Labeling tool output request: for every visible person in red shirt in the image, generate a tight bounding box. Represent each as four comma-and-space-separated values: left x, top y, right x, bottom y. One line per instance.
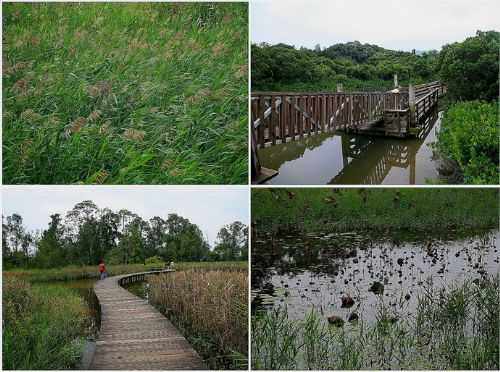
98, 259, 108, 280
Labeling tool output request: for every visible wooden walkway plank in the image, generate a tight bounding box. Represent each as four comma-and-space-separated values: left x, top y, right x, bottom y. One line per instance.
90, 272, 206, 370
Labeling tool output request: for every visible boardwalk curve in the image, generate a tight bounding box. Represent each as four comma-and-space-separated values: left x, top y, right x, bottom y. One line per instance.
90, 270, 205, 370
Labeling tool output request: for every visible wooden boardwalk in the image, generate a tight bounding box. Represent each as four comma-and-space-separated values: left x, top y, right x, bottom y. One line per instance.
90, 271, 205, 370
251, 81, 446, 183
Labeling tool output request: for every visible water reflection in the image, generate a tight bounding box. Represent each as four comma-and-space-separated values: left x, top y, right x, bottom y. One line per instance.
259, 109, 450, 184
252, 229, 499, 325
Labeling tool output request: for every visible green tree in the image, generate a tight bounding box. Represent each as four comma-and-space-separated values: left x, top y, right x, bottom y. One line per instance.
437, 30, 499, 101
213, 221, 248, 260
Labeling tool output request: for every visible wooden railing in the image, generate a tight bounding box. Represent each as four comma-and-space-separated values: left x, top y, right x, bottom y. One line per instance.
251, 81, 445, 181
250, 91, 408, 147
118, 268, 173, 286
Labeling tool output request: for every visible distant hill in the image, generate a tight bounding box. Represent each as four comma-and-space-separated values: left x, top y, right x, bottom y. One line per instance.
252, 40, 438, 92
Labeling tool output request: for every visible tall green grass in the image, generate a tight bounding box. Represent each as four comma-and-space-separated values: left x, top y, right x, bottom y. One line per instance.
3, 277, 90, 369
3, 3, 248, 184
252, 188, 498, 234
252, 275, 499, 370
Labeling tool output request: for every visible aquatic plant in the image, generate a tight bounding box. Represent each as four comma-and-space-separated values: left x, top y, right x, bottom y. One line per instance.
147, 269, 248, 369
252, 188, 498, 235
251, 275, 499, 370
2, 277, 90, 369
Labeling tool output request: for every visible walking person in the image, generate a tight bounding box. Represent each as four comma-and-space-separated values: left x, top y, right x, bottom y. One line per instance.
98, 259, 108, 280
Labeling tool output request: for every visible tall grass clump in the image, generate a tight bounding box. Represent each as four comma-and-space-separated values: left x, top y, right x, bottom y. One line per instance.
437, 101, 499, 184
3, 277, 90, 369
148, 269, 248, 369
252, 275, 499, 370
3, 3, 248, 184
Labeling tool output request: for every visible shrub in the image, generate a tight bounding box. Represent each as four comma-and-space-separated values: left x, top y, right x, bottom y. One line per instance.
437, 101, 498, 184
145, 256, 165, 266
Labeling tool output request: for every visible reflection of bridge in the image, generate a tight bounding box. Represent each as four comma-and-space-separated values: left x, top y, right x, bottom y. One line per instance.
333, 108, 438, 184
251, 81, 445, 183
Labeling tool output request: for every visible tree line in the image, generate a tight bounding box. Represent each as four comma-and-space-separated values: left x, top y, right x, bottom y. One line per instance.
252, 40, 438, 92
2, 200, 248, 269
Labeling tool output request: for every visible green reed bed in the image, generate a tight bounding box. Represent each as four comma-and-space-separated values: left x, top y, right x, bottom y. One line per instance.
252, 188, 498, 234
3, 277, 91, 370
252, 275, 499, 370
147, 268, 248, 370
3, 3, 248, 184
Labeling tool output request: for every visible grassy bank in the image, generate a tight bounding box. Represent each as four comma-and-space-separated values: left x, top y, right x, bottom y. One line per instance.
3, 277, 91, 369
3, 261, 247, 283
3, 2, 248, 184
436, 101, 499, 184
148, 268, 248, 369
252, 188, 498, 234
252, 275, 499, 370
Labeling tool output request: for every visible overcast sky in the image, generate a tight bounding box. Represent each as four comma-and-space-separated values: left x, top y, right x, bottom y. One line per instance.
2, 186, 248, 246
251, 0, 500, 51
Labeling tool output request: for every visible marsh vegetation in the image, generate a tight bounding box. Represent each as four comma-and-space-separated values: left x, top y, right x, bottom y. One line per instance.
3, 3, 248, 184
128, 263, 248, 370
251, 188, 499, 369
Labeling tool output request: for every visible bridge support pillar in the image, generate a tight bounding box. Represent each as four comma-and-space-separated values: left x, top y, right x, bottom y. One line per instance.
408, 84, 416, 128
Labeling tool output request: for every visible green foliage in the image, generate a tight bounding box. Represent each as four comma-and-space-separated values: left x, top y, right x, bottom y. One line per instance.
252, 188, 498, 233
437, 101, 499, 184
252, 276, 499, 369
3, 2, 248, 184
145, 255, 165, 266
252, 41, 438, 92
437, 31, 499, 102
3, 277, 89, 369
213, 221, 248, 261
3, 200, 247, 270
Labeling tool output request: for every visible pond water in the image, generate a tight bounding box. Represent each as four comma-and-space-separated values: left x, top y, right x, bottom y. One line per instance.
259, 110, 457, 185
252, 229, 499, 325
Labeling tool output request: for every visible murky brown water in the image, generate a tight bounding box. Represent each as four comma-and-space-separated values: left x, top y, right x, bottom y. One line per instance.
259, 110, 455, 185
252, 229, 499, 325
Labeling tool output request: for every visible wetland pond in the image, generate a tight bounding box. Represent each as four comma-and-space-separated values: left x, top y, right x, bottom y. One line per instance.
252, 229, 499, 325
259, 111, 458, 185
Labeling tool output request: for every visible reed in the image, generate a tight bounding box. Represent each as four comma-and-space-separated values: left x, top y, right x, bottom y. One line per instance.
148, 269, 248, 369
252, 275, 499, 370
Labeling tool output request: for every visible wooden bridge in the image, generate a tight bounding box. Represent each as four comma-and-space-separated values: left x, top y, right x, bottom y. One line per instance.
89, 270, 205, 370
251, 81, 446, 183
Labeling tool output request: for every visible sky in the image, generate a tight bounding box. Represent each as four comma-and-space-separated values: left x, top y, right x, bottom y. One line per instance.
251, 0, 500, 51
2, 186, 249, 246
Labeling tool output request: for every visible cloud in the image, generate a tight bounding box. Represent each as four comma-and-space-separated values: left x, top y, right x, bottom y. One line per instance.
2, 186, 249, 246
251, 0, 500, 50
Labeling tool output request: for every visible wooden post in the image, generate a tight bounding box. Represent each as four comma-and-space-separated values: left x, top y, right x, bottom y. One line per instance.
394, 73, 398, 88
408, 84, 416, 128
336, 83, 343, 93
